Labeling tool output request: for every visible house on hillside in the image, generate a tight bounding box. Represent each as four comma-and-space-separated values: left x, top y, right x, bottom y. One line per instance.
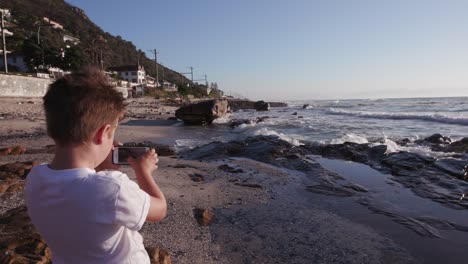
43, 17, 64, 30
63, 34, 80, 45
108, 65, 146, 85
162, 81, 177, 92
145, 75, 160, 88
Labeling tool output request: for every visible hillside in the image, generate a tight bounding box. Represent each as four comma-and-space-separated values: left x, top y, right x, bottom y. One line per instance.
1, 0, 190, 86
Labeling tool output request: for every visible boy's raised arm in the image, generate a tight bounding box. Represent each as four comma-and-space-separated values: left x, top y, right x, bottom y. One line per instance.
128, 149, 167, 222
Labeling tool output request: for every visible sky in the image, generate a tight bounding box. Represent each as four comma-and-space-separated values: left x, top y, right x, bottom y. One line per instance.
65, 0, 468, 101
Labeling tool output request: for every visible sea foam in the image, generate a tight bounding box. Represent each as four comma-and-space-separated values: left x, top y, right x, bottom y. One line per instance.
326, 108, 468, 126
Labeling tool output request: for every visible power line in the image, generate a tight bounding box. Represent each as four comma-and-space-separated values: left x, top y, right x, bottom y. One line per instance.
181, 66, 194, 83
148, 49, 159, 86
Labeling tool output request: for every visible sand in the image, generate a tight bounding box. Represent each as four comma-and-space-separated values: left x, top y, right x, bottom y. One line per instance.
0, 97, 418, 264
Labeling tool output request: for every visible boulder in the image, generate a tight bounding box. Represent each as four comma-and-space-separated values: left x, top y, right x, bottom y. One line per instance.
254, 100, 270, 111
218, 164, 244, 173
418, 133, 451, 145
175, 99, 229, 125
444, 137, 468, 153
302, 104, 310, 109
194, 208, 215, 226
190, 173, 205, 182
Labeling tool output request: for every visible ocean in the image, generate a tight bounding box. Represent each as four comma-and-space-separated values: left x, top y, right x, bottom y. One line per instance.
175, 96, 468, 159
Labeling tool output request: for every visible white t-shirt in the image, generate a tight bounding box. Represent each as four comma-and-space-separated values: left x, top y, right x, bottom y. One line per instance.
25, 164, 151, 264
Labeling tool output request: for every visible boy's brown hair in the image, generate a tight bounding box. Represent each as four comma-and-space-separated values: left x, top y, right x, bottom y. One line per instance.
43, 67, 125, 146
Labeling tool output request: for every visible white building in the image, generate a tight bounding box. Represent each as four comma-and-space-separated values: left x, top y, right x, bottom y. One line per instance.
63, 34, 80, 45
43, 17, 64, 30
161, 80, 177, 92
108, 65, 146, 85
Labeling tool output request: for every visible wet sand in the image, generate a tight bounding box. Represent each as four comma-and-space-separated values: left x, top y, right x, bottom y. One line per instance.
2, 96, 466, 263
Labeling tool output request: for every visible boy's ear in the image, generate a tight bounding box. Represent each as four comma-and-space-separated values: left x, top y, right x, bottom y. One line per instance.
94, 124, 112, 145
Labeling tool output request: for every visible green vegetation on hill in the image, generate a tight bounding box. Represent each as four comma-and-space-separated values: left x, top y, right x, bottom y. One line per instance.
1, 0, 190, 88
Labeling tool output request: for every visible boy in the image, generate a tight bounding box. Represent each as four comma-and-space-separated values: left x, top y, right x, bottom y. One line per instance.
25, 68, 167, 263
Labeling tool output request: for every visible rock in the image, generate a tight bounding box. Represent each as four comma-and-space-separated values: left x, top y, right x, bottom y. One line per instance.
382, 152, 435, 172
146, 247, 172, 264
234, 183, 263, 189
218, 164, 244, 173
305, 184, 355, 197
302, 104, 310, 109
434, 158, 467, 178
0, 206, 52, 264
292, 112, 298, 115
254, 100, 270, 111
444, 137, 468, 153
190, 173, 204, 182
0, 161, 37, 180
0, 147, 12, 156
298, 116, 303, 118
344, 183, 368, 192
420, 133, 452, 144
228, 100, 287, 111
10, 145, 27, 155
0, 161, 37, 194
175, 99, 229, 125
230, 116, 269, 128
0, 145, 26, 156
194, 208, 215, 226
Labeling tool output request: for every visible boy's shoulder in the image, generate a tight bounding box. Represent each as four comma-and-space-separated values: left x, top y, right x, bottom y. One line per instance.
28, 164, 131, 192
93, 169, 130, 184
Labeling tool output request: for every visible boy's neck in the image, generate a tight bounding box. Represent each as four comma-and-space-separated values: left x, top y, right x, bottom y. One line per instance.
50, 144, 97, 170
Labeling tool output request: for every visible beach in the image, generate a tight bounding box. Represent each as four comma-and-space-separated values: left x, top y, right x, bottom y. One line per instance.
1, 97, 468, 264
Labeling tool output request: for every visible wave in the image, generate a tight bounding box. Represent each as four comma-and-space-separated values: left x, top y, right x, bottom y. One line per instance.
244, 127, 303, 146
326, 108, 468, 126
329, 133, 369, 144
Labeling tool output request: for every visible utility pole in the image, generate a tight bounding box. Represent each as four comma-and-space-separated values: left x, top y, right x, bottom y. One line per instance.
189, 66, 193, 83
149, 49, 159, 87
1, 11, 8, 73
181, 66, 194, 83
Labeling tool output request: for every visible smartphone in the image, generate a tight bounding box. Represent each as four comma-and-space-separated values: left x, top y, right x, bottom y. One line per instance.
112, 147, 150, 165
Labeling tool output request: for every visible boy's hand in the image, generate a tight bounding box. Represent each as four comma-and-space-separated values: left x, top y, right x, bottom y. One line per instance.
128, 149, 159, 176
95, 141, 122, 171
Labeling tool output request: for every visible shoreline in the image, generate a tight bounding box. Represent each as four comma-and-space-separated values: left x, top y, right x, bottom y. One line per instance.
1, 97, 467, 263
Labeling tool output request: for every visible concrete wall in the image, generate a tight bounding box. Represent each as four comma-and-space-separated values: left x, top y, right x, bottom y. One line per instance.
0, 74, 51, 97
0, 74, 129, 98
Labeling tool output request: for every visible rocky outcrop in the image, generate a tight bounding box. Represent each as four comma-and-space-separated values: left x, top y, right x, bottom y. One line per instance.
229, 116, 269, 128
0, 161, 37, 195
254, 101, 270, 111
0, 146, 27, 156
228, 100, 287, 111
182, 135, 468, 209
444, 137, 468, 153
175, 99, 229, 125
0, 206, 52, 264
